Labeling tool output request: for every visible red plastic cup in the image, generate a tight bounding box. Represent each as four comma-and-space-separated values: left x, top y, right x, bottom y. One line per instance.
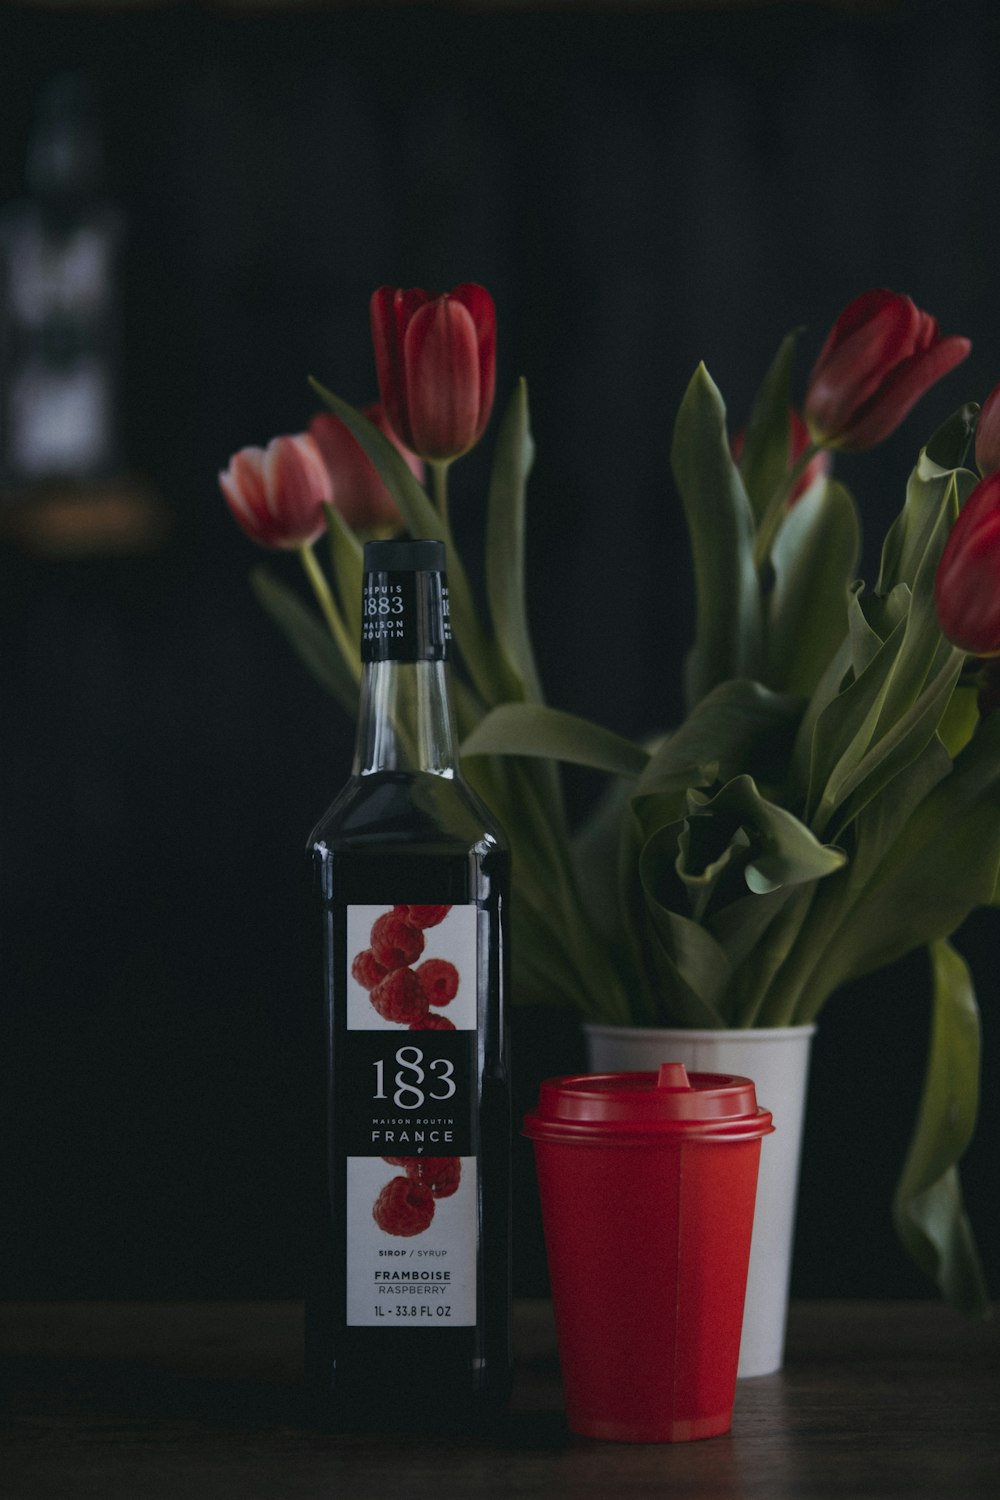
523, 1062, 773, 1442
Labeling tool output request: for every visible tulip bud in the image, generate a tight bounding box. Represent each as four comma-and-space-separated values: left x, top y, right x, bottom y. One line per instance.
935, 471, 1000, 656
309, 403, 423, 536
732, 407, 831, 505
370, 283, 496, 462
975, 382, 1000, 476
219, 433, 331, 549
804, 289, 970, 452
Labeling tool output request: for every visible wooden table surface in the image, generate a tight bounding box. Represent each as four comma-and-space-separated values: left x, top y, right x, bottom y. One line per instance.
1, 1300, 996, 1498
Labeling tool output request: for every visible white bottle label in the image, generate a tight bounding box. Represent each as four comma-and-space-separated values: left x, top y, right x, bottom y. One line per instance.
342, 903, 478, 1328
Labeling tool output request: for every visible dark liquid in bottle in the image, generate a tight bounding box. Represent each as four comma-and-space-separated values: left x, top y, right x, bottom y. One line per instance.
304, 770, 511, 1431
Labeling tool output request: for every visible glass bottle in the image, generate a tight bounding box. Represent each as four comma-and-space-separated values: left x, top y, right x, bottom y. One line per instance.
305, 538, 511, 1430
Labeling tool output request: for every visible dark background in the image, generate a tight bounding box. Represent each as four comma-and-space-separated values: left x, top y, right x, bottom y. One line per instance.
1, 0, 997, 1307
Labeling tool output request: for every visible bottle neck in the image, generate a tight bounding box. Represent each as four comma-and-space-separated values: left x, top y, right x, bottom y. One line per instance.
352, 658, 460, 777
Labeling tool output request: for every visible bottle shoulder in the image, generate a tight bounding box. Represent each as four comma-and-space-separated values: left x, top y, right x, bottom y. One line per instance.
308, 770, 507, 858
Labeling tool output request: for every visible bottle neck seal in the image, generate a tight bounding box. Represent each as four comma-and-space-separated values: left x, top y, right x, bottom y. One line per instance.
361, 560, 450, 664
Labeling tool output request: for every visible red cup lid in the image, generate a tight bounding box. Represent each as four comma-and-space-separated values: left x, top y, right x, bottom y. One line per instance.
523, 1063, 774, 1144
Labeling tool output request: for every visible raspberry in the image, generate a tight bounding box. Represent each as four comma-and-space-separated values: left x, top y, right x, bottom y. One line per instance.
411, 1012, 456, 1031
409, 1156, 462, 1199
372, 1176, 435, 1236
404, 905, 451, 929
369, 967, 429, 1025
382, 1156, 462, 1199
416, 958, 459, 1006
351, 949, 387, 991
370, 911, 424, 970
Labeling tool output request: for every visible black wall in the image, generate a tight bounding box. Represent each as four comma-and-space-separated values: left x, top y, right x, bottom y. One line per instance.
2, 0, 997, 1304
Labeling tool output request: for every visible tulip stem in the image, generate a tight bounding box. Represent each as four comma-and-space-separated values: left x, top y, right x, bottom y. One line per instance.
298, 542, 360, 680
752, 441, 822, 571
431, 461, 451, 528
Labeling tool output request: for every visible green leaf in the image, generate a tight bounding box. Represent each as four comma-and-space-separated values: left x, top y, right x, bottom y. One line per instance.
636, 679, 801, 801
853, 581, 910, 659
826, 649, 963, 841
767, 479, 860, 697
807, 466, 965, 837
682, 775, 846, 897
671, 363, 764, 709
787, 580, 903, 809
802, 615, 905, 830
877, 444, 976, 597
846, 734, 952, 895
871, 472, 959, 740
632, 775, 843, 1024
322, 501, 364, 645
509, 889, 593, 1012
310, 380, 441, 538
250, 566, 358, 716
892, 940, 990, 1315
736, 329, 799, 526
461, 702, 649, 777
924, 402, 978, 472
710, 882, 802, 977
816, 450, 973, 839
308, 381, 500, 704
731, 883, 816, 1026
675, 806, 752, 921
572, 764, 640, 941
820, 713, 1000, 989
636, 836, 731, 1027
937, 684, 979, 761
485, 379, 542, 701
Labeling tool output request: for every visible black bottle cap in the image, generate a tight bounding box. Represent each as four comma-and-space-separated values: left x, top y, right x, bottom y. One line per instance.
363, 538, 445, 574
361, 539, 450, 661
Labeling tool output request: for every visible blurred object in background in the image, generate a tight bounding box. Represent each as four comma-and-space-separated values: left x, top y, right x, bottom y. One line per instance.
0, 71, 167, 557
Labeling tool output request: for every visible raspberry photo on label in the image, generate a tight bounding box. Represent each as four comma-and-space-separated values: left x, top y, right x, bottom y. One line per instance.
346, 903, 476, 1031
351, 949, 387, 991
369, 911, 424, 969
369, 968, 430, 1025
409, 1156, 462, 1199
404, 905, 452, 929
372, 1175, 436, 1237
381, 1155, 462, 1200
416, 957, 459, 1006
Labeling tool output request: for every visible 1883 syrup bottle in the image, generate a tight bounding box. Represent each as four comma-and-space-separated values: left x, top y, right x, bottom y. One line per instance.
305, 538, 511, 1429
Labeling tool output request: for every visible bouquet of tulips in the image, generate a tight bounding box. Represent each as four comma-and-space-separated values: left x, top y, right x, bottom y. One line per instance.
221, 284, 999, 1314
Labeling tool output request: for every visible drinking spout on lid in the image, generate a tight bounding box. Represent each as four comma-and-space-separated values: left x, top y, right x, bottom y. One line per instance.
657, 1062, 691, 1090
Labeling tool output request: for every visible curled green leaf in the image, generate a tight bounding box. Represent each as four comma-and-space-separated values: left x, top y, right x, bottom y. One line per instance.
892, 940, 990, 1315
681, 775, 846, 899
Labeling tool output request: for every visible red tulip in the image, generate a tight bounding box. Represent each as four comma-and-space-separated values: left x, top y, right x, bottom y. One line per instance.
370, 283, 496, 462
935, 472, 1000, 656
219, 433, 331, 549
732, 407, 831, 505
975, 382, 1000, 476
309, 403, 423, 535
804, 289, 970, 451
